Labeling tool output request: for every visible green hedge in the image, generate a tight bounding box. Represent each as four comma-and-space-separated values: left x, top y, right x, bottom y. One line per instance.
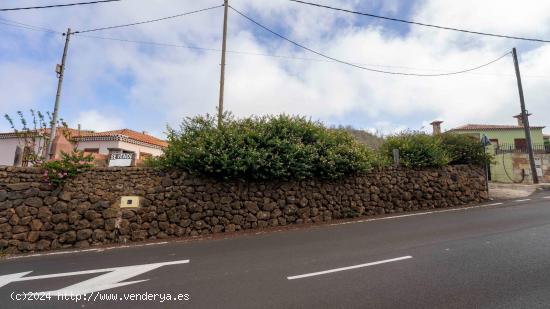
379, 132, 450, 168
156, 114, 383, 180
440, 133, 491, 166
379, 131, 489, 168
151, 114, 489, 177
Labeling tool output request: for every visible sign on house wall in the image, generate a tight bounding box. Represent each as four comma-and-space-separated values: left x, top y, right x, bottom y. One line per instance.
108, 153, 135, 167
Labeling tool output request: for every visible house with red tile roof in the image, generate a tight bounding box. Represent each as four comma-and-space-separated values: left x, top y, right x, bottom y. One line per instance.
0, 128, 167, 166
437, 115, 549, 184
445, 114, 546, 150
73, 129, 167, 165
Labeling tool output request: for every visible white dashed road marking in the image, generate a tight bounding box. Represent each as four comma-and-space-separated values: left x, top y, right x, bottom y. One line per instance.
287, 256, 412, 280
515, 199, 531, 202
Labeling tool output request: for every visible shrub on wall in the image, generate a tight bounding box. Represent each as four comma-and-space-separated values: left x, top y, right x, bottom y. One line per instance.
380, 131, 491, 168
380, 131, 450, 168
439, 133, 491, 166
42, 149, 94, 187
156, 114, 383, 180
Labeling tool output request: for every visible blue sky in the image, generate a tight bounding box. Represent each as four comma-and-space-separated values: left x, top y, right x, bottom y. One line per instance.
1, 0, 550, 138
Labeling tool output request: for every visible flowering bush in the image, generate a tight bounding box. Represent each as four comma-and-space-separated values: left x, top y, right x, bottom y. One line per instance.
41, 149, 94, 187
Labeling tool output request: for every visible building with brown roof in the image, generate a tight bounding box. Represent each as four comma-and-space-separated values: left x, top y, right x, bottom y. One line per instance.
0, 128, 167, 167
441, 115, 549, 184
446, 114, 546, 150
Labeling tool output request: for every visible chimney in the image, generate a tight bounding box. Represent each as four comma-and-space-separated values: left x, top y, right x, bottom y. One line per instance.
513, 113, 531, 126
142, 131, 149, 135
430, 120, 443, 135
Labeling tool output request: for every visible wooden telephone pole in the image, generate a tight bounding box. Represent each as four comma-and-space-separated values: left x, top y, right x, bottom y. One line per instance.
512, 47, 539, 184
217, 0, 229, 128
47, 28, 72, 159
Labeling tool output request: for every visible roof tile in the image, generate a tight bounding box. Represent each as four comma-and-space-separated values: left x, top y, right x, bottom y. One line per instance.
449, 124, 545, 131
76, 129, 168, 148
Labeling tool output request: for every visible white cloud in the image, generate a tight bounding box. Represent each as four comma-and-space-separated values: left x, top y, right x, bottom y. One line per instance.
1, 0, 550, 135
75, 110, 123, 132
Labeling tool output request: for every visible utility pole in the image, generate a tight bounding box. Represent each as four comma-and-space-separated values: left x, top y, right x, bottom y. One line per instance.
217, 0, 229, 128
512, 47, 539, 184
47, 28, 72, 159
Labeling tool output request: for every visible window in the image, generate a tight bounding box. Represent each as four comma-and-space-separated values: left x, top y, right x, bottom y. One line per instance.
140, 152, 152, 159
83, 148, 99, 153
514, 138, 527, 150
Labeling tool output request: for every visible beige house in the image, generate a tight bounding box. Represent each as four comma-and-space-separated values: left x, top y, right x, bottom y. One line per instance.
0, 128, 167, 166
74, 129, 167, 161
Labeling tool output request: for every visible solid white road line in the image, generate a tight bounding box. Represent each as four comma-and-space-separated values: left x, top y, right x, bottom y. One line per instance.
329, 202, 504, 227
515, 199, 531, 202
5, 249, 100, 260
287, 256, 412, 280
543, 196, 550, 199
6, 241, 172, 260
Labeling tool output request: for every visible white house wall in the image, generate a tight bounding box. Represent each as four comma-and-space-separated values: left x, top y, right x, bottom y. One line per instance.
0, 137, 46, 166
76, 140, 121, 156
0, 139, 21, 165
76, 140, 163, 159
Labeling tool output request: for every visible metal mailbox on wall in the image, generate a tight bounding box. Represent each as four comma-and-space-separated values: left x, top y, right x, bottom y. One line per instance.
120, 196, 140, 208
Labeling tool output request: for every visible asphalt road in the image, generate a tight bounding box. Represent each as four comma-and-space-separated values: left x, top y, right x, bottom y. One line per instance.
1, 193, 550, 309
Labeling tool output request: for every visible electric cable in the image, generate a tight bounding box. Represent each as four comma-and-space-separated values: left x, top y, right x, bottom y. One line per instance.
1, 0, 121, 12
0, 17, 62, 34
3, 10, 546, 78
75, 4, 223, 34
289, 0, 550, 44
230, 6, 512, 77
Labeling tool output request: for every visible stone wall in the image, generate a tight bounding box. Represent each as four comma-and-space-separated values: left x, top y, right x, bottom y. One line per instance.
490, 152, 550, 184
0, 165, 488, 253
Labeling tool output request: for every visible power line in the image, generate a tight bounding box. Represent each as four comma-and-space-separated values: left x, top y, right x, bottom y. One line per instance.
75, 4, 223, 34
0, 0, 121, 12
74, 33, 221, 51
0, 17, 62, 34
0, 4, 223, 35
75, 33, 533, 77
3, 13, 548, 79
1, 18, 531, 78
288, 0, 550, 44
229, 6, 512, 77
67, 33, 550, 78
